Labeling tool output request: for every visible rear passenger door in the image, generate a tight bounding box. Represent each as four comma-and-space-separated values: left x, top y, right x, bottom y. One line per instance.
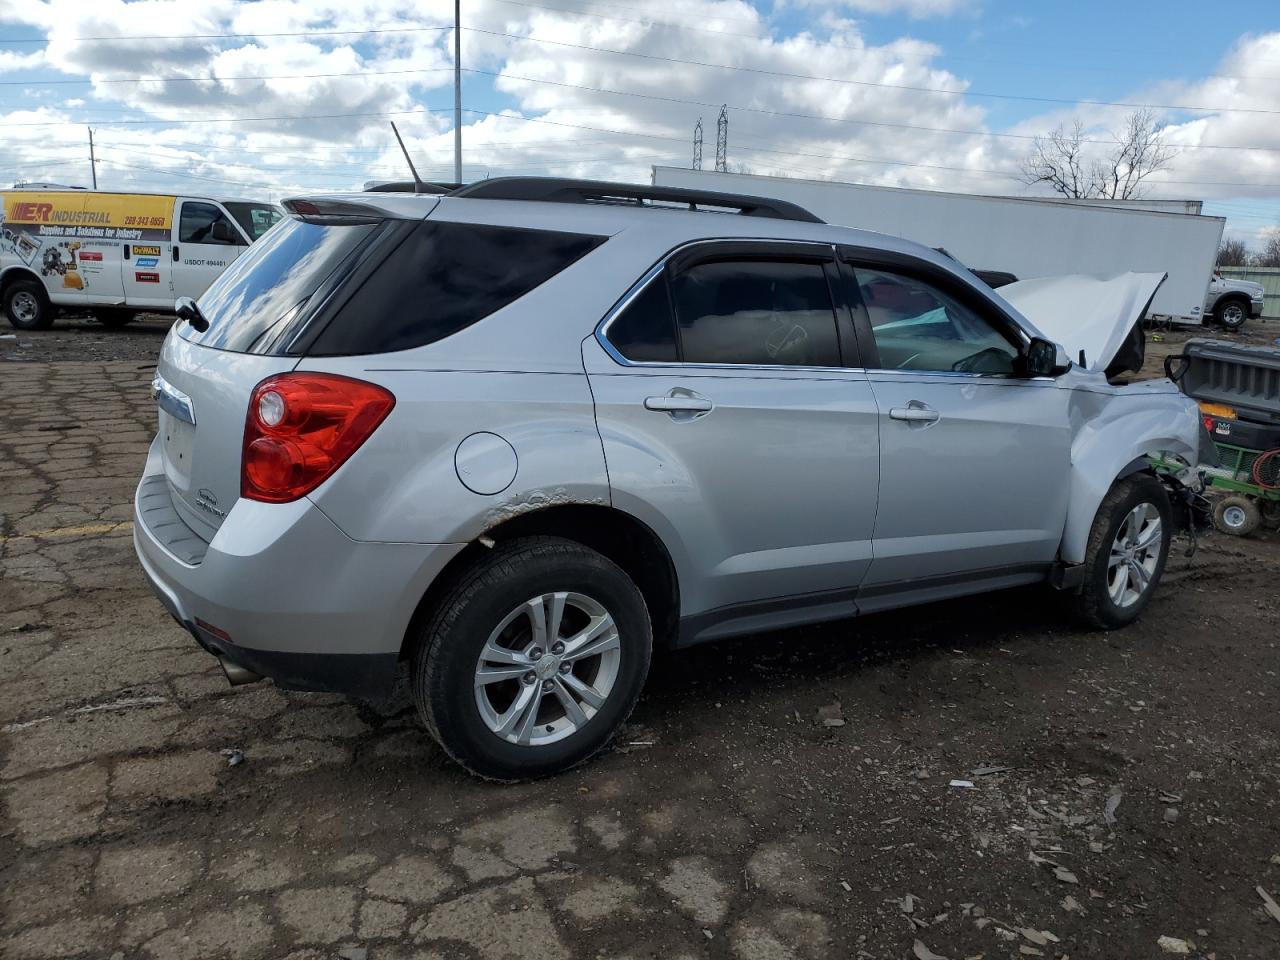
838, 248, 1073, 605
583, 241, 880, 641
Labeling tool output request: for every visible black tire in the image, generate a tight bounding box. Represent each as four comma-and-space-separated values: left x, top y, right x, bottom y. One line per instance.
1259, 499, 1280, 531
93, 308, 136, 329
1213, 296, 1249, 330
1213, 495, 1260, 537
1070, 474, 1172, 630
413, 537, 652, 781
3, 278, 54, 330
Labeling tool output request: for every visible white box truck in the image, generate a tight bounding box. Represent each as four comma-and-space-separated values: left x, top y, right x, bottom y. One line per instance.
653, 167, 1225, 327
1, 188, 281, 330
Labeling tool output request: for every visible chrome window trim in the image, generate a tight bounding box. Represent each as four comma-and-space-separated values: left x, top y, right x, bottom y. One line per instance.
594, 238, 854, 373
594, 237, 1038, 377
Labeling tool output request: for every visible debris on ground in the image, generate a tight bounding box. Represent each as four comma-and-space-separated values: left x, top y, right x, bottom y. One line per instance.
911, 939, 949, 960
1164, 807, 1180, 824
1156, 935, 1192, 954
1053, 866, 1079, 885
1104, 790, 1123, 825
337, 947, 368, 960
970, 764, 1012, 777
1257, 885, 1280, 924
816, 701, 845, 727
220, 748, 244, 767
949, 779, 976, 789
1062, 895, 1084, 913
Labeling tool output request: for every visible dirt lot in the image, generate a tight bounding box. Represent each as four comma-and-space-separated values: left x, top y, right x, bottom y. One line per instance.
2, 316, 1280, 960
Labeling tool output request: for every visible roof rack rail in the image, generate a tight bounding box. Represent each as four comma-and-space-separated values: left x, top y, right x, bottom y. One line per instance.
447, 177, 824, 224
362, 179, 459, 194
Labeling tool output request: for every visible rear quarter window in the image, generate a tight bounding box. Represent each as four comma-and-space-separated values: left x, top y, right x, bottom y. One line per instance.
306, 220, 606, 356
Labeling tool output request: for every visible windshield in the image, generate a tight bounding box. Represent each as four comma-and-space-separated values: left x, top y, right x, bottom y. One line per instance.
181, 215, 379, 353
224, 201, 284, 241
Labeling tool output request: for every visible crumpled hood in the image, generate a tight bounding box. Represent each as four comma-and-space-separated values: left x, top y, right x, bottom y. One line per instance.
997, 272, 1167, 374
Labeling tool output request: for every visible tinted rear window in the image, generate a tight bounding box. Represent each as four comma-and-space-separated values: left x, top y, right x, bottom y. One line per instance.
182, 216, 377, 353
306, 220, 606, 356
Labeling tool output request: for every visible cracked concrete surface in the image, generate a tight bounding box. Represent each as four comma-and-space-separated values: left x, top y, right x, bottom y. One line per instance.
4, 336, 1280, 959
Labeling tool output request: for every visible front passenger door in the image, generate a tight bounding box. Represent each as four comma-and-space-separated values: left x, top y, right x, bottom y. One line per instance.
844, 255, 1073, 606
584, 242, 880, 637
172, 200, 248, 301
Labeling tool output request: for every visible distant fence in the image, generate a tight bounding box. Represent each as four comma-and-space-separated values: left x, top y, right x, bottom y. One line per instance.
1219, 266, 1280, 319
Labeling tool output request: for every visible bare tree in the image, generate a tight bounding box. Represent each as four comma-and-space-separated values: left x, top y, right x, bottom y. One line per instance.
1021, 109, 1177, 200
1255, 234, 1280, 268
1020, 119, 1096, 198
1217, 238, 1250, 267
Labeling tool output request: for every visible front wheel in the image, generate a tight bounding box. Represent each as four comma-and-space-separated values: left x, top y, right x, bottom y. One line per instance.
3, 279, 54, 330
1213, 495, 1260, 536
413, 537, 652, 781
1214, 298, 1248, 330
1070, 474, 1172, 629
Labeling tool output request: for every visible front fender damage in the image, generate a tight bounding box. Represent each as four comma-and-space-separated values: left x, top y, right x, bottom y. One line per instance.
1057, 379, 1205, 568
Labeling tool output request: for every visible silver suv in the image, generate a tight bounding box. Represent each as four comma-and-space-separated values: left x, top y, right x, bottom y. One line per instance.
134, 179, 1205, 780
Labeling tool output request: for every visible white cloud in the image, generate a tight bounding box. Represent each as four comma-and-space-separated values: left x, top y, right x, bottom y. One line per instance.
784, 0, 973, 18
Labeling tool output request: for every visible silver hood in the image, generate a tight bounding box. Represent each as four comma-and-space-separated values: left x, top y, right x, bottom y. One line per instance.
998, 272, 1166, 373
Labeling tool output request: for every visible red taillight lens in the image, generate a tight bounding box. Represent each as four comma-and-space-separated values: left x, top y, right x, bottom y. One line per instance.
242, 373, 395, 503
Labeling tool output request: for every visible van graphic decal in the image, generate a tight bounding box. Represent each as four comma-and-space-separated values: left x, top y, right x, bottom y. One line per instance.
134, 271, 161, 283
135, 256, 159, 268
132, 245, 162, 257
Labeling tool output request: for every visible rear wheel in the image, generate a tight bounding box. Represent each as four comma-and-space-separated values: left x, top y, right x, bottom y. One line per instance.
3, 279, 53, 331
1213, 495, 1260, 537
1070, 475, 1172, 629
413, 537, 652, 781
1214, 297, 1248, 330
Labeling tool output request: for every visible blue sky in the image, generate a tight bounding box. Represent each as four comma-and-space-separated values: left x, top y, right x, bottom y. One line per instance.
1, 0, 1277, 246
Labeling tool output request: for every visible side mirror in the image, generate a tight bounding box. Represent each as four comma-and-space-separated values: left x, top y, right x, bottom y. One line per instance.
210, 220, 241, 244
175, 296, 209, 332
1024, 337, 1072, 377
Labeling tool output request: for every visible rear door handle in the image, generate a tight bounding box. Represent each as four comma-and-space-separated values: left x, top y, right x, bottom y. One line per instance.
644, 395, 713, 413
889, 404, 939, 423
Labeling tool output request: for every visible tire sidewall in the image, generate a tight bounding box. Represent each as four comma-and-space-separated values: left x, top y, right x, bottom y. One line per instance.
419, 543, 651, 780
1087, 480, 1172, 628
4, 280, 51, 331
1215, 298, 1247, 329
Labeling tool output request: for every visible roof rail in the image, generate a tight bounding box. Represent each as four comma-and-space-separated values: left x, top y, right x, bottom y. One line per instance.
362, 179, 459, 195
447, 177, 824, 224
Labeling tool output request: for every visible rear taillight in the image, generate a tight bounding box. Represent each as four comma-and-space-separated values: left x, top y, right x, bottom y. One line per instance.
242, 373, 394, 503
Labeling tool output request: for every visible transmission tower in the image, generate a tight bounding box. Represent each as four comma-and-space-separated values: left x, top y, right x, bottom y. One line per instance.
692, 118, 703, 170
714, 105, 728, 172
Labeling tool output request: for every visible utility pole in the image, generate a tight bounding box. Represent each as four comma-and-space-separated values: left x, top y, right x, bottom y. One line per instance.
714, 105, 728, 173
87, 126, 97, 189
692, 118, 703, 170
453, 0, 462, 184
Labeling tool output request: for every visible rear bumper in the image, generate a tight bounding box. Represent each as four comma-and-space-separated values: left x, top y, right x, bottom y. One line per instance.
132, 450, 464, 697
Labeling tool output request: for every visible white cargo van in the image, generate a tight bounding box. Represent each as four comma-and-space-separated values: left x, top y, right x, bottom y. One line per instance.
0, 188, 281, 330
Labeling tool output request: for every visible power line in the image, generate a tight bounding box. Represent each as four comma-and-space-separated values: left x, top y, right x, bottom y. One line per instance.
1, 106, 454, 128
10, 61, 1280, 155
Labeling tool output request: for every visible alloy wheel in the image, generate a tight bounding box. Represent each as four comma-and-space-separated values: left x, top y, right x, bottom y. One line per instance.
473, 592, 621, 746
1107, 502, 1163, 608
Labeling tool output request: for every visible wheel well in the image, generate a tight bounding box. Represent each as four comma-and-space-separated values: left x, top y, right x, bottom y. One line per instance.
0, 267, 43, 300
1216, 293, 1249, 310
399, 504, 680, 661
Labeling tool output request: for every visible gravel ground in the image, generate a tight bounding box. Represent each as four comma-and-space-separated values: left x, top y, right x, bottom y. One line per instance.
2, 318, 1279, 960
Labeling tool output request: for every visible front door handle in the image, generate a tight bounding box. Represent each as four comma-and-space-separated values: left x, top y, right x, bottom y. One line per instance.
889, 404, 939, 423
644, 395, 713, 413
